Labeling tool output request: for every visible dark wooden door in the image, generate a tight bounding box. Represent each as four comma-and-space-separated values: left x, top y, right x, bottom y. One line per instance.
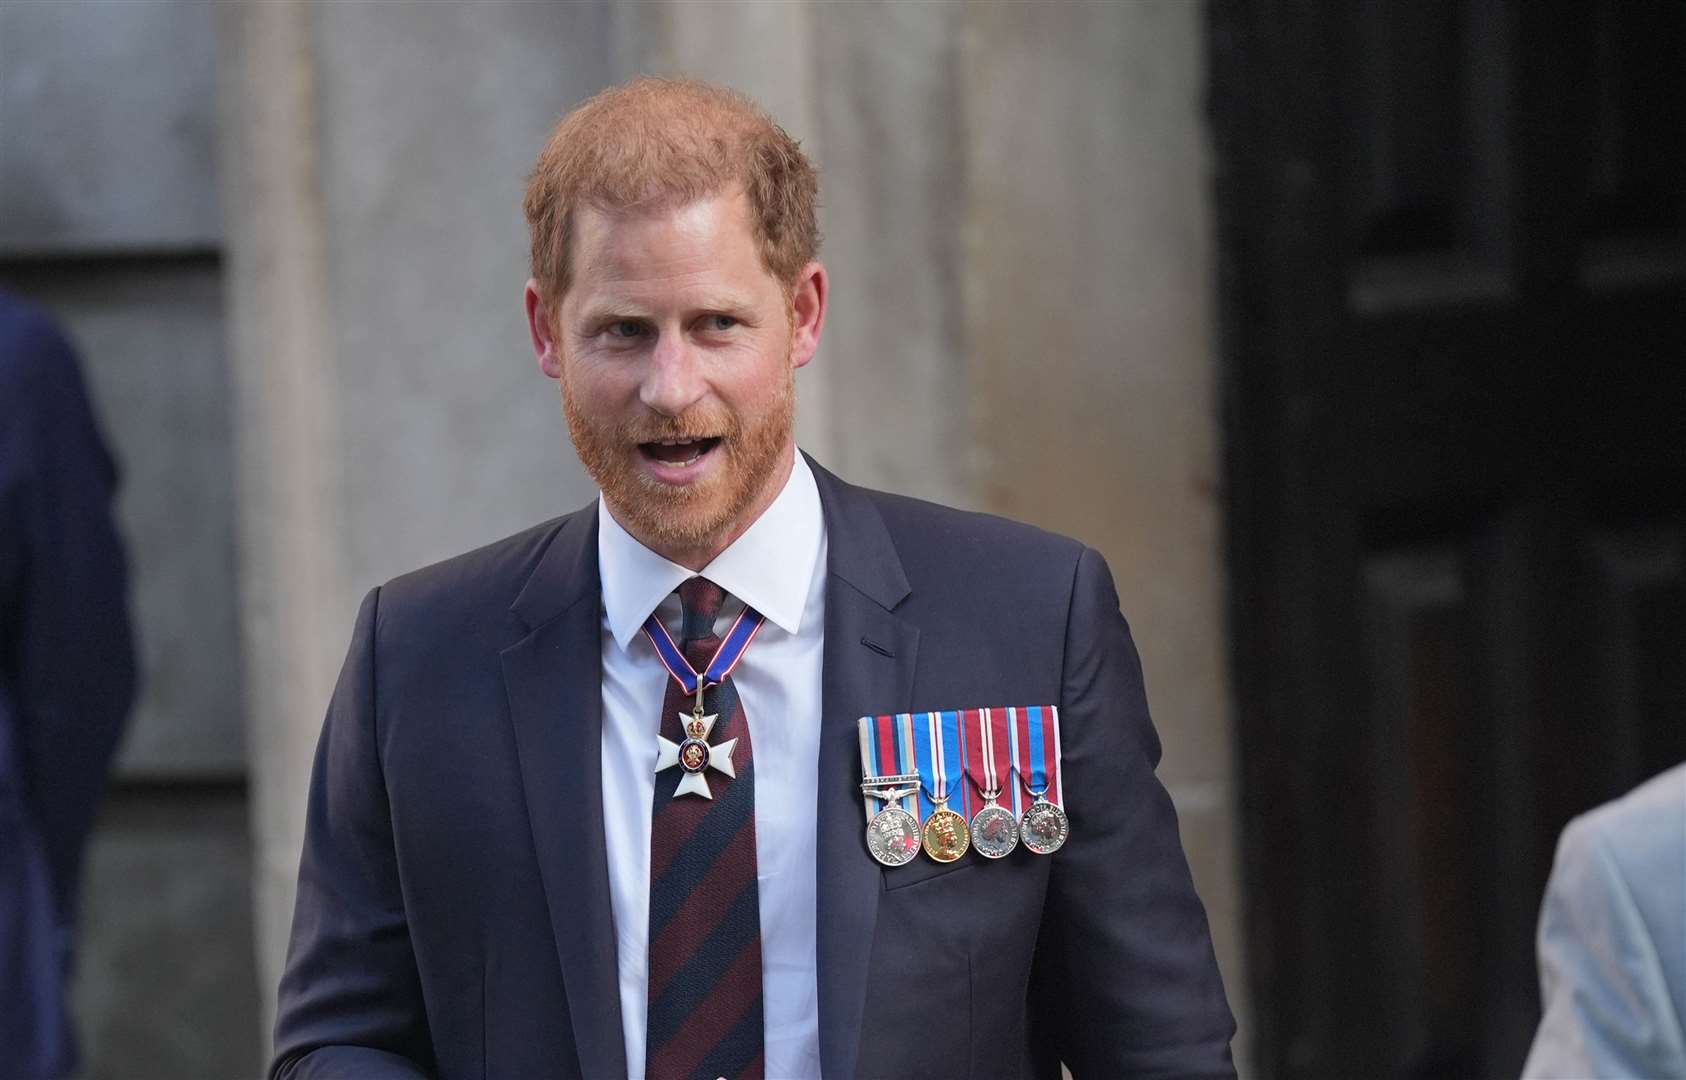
1210, 2, 1686, 1076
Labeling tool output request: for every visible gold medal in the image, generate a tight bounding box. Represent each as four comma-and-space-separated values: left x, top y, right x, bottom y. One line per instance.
921, 807, 970, 862
919, 779, 970, 863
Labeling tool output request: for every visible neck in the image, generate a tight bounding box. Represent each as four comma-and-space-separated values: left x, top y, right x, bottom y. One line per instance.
610, 445, 797, 572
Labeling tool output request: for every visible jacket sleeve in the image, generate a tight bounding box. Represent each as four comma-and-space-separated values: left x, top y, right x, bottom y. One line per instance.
1521, 814, 1686, 1080
1031, 546, 1237, 1078
271, 587, 434, 1080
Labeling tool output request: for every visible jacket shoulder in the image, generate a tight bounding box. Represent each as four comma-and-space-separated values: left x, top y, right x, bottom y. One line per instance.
858, 485, 1090, 581
1565, 762, 1686, 881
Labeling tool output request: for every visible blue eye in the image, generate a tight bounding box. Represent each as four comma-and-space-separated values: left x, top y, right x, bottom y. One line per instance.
708, 314, 738, 331
608, 320, 644, 339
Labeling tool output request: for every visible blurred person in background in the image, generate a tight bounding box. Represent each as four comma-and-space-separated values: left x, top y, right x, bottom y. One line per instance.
1522, 762, 1686, 1079
0, 291, 136, 1080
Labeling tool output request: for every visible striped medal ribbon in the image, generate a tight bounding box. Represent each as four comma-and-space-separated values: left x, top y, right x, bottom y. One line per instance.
1011, 705, 1069, 854
913, 711, 970, 863
857, 714, 921, 867
961, 708, 1021, 859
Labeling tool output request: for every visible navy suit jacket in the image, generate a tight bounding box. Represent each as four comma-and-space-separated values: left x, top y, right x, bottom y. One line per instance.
0, 291, 135, 1079
273, 456, 1235, 1079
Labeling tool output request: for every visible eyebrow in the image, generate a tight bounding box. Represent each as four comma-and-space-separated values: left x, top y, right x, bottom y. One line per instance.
573, 293, 755, 326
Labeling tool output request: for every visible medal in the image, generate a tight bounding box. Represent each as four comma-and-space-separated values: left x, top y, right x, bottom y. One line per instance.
969, 793, 1019, 860
654, 682, 738, 799
1018, 790, 1070, 855
913, 710, 970, 862
1009, 705, 1069, 855
859, 716, 928, 867
920, 779, 970, 863
643, 600, 766, 800
961, 708, 1019, 859
861, 777, 922, 867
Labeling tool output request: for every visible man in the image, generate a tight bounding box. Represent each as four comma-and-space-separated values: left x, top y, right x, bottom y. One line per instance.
0, 290, 136, 1079
273, 78, 1234, 1079
1522, 762, 1686, 1079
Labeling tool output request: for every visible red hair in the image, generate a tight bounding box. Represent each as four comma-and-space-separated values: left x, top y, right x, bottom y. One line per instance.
523, 77, 820, 307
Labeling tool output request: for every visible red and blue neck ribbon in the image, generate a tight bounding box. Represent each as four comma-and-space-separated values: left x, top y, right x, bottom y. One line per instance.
640, 604, 767, 695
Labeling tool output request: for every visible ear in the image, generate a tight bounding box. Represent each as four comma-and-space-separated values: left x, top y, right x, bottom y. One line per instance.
524, 279, 562, 380
788, 261, 828, 370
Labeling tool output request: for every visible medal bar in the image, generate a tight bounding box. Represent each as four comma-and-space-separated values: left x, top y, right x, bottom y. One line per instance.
858, 704, 1068, 865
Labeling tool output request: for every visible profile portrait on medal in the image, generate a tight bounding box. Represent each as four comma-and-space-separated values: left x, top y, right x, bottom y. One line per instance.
269, 71, 1236, 1080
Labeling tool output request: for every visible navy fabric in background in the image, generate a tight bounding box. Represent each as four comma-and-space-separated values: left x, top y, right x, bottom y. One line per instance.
0, 290, 136, 1080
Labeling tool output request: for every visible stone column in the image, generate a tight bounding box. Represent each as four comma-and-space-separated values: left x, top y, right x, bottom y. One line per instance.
216, 0, 346, 1038
219, 0, 613, 1035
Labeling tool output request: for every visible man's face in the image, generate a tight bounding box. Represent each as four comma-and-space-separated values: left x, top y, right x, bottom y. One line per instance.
530, 190, 819, 562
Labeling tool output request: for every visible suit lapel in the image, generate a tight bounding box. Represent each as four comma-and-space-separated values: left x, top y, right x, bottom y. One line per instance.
810, 458, 919, 1080
500, 505, 628, 1080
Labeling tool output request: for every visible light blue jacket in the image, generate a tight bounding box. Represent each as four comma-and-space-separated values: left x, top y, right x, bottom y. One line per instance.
1523, 762, 1686, 1079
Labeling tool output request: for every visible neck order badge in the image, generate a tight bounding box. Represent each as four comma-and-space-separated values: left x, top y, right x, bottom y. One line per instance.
643, 602, 766, 800
857, 706, 1067, 866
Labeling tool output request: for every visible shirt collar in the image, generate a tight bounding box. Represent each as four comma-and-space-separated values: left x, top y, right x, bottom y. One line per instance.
597, 449, 825, 650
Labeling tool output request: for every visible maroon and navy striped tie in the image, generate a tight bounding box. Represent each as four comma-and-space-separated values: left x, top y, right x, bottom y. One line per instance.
646, 577, 765, 1080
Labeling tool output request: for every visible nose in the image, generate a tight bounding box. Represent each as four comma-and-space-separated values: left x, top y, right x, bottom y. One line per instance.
639, 332, 706, 417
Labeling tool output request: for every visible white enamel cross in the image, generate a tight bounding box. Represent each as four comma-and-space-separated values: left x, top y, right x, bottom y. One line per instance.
655, 708, 739, 800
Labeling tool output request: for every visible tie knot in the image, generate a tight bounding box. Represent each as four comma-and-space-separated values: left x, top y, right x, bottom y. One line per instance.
676, 577, 725, 642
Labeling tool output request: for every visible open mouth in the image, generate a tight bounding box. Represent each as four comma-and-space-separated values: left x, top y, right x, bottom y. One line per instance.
638, 436, 722, 468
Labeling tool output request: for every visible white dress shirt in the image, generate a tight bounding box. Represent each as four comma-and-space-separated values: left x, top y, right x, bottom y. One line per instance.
597, 450, 827, 1080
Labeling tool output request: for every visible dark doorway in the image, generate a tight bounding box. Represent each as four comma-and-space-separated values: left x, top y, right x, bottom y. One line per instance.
1210, 2, 1686, 1076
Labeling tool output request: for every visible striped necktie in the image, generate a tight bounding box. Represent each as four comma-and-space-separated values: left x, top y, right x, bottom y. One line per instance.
646, 577, 765, 1079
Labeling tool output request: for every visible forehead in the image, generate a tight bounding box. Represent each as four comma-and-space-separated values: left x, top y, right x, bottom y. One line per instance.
567, 191, 770, 308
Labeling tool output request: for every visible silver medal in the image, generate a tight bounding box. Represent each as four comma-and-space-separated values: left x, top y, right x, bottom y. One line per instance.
866, 805, 922, 866
969, 800, 1019, 859
861, 778, 921, 867
1019, 796, 1069, 855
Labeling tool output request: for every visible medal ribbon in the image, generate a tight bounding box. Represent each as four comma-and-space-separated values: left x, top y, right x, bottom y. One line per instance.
912, 711, 967, 821
960, 708, 1021, 816
858, 713, 920, 821
1012, 705, 1063, 806
641, 604, 766, 696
